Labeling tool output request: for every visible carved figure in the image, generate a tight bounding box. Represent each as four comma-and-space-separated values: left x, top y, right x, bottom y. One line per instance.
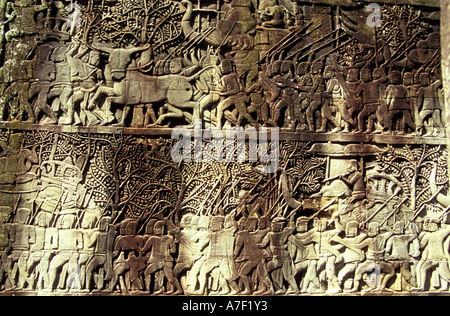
417, 73, 444, 137
260, 216, 299, 294
385, 71, 415, 135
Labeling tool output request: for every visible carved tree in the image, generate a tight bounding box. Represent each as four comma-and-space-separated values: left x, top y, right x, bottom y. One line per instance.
78, 0, 183, 55
376, 144, 447, 219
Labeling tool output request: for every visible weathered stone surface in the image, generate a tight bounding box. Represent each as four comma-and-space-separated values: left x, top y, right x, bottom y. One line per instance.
0, 0, 448, 296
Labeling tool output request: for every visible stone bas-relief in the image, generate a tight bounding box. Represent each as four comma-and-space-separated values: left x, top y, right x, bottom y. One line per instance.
0, 0, 447, 296
0, 0, 443, 134
0, 131, 449, 295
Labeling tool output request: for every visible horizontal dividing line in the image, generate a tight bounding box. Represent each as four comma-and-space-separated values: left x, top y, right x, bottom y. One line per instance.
0, 122, 447, 145
285, 0, 439, 7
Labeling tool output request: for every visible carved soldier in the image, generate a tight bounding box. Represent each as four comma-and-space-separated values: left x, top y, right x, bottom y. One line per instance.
0, 207, 12, 290
28, 44, 57, 124
109, 219, 143, 293
288, 217, 320, 293
338, 160, 366, 206
173, 214, 202, 293
260, 216, 299, 294
85, 217, 115, 291
295, 62, 312, 132
6, 208, 35, 289
305, 60, 325, 132
385, 221, 420, 290
258, 0, 284, 28
318, 65, 342, 133
48, 215, 84, 291
53, 43, 80, 125
269, 60, 298, 129
313, 219, 342, 293
413, 218, 450, 291
349, 222, 394, 292
417, 73, 444, 137
233, 216, 272, 295
187, 216, 210, 293
215, 59, 257, 129
67, 44, 103, 126
25, 212, 52, 290
343, 67, 362, 131
332, 221, 367, 291
0, 43, 35, 123
355, 67, 387, 134
195, 215, 239, 295
141, 220, 180, 294
385, 70, 415, 135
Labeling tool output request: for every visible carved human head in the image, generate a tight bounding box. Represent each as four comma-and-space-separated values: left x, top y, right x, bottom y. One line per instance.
201, 55, 220, 68
347, 159, 358, 173
82, 214, 97, 229
197, 216, 210, 232
170, 58, 183, 74
0, 206, 11, 224
272, 217, 286, 232
323, 66, 334, 80
145, 219, 158, 234
297, 62, 309, 76
259, 216, 269, 230
14, 208, 31, 225
368, 222, 380, 237
360, 68, 372, 82
420, 72, 430, 86
314, 219, 327, 232
211, 215, 224, 232
220, 59, 234, 75
35, 211, 52, 228
9, 133, 23, 150
238, 217, 247, 231
180, 214, 193, 229
281, 61, 293, 74
373, 67, 385, 80
37, 44, 54, 63
190, 215, 200, 229
99, 216, 111, 232
224, 215, 235, 229
393, 221, 405, 235
296, 217, 309, 233
52, 46, 68, 63
403, 72, 414, 86
346, 68, 359, 82
311, 60, 323, 74
57, 214, 76, 229
154, 220, 165, 236
423, 218, 438, 232
120, 219, 137, 235
346, 221, 359, 237
246, 216, 258, 232
390, 70, 401, 84
271, 60, 282, 75
89, 51, 100, 67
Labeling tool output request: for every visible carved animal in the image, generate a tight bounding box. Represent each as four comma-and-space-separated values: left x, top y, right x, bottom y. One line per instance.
89, 44, 214, 126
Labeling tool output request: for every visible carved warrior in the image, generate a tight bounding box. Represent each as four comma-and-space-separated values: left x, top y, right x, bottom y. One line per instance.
0, 0, 447, 297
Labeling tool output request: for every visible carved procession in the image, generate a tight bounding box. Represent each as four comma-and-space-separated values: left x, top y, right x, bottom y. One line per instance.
0, 0, 448, 295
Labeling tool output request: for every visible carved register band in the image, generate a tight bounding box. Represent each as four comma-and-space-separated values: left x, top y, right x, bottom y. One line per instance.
0, 0, 448, 295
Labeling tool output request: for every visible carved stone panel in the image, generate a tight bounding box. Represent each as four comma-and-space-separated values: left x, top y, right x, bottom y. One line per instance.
0, 0, 448, 296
